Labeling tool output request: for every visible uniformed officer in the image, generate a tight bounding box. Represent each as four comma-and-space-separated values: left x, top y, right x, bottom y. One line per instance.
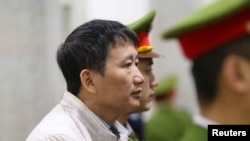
162, 0, 250, 141
116, 9, 161, 141
143, 75, 192, 141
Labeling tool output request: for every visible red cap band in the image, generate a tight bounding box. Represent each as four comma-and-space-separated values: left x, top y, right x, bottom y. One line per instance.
179, 6, 250, 59
136, 31, 152, 53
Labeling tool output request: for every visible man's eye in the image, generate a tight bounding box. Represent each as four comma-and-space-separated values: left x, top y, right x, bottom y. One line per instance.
125, 63, 132, 67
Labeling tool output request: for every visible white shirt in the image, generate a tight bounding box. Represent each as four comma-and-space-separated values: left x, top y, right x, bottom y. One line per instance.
115, 121, 135, 141
26, 91, 93, 141
193, 114, 218, 129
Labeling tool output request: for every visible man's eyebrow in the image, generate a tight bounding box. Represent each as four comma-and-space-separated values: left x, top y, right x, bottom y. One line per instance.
122, 54, 134, 62
126, 54, 139, 61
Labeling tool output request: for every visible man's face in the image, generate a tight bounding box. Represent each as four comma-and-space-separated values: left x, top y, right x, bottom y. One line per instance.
94, 42, 144, 115
137, 58, 158, 112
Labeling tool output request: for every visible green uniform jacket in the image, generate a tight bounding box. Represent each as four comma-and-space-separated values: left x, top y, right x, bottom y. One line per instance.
178, 122, 207, 141
143, 106, 192, 141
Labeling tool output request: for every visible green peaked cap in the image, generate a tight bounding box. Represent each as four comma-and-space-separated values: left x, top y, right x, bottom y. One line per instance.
128, 9, 156, 32
162, 0, 250, 38
154, 76, 177, 95
128, 9, 161, 58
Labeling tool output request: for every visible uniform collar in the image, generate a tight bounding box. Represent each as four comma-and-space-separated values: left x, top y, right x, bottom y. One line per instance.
193, 114, 218, 129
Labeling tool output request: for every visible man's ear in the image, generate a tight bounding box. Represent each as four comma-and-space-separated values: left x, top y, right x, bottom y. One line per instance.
221, 55, 250, 94
80, 69, 96, 94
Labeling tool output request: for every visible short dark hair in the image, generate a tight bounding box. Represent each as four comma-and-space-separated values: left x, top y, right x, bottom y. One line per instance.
56, 19, 139, 96
191, 34, 250, 107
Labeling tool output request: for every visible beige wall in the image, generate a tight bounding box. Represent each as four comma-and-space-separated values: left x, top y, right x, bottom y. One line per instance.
0, 0, 63, 140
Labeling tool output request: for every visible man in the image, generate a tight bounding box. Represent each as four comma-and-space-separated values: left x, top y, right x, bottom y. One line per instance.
116, 9, 160, 141
162, 0, 250, 141
144, 75, 191, 141
26, 19, 144, 141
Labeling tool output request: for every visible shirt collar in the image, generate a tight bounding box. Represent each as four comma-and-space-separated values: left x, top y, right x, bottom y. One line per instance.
61, 90, 111, 130
115, 121, 133, 136
97, 116, 110, 129
193, 114, 218, 129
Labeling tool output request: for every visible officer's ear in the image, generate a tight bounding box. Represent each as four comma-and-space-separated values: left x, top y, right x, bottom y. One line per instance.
221, 54, 250, 95
80, 69, 96, 94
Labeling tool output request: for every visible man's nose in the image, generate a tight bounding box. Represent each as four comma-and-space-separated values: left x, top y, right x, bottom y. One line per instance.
134, 68, 144, 85
151, 76, 158, 88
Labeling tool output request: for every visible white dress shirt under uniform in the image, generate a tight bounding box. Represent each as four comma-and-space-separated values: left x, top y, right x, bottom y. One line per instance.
193, 114, 218, 129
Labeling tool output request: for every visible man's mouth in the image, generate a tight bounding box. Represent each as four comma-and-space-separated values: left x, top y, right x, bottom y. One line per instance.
131, 89, 142, 99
